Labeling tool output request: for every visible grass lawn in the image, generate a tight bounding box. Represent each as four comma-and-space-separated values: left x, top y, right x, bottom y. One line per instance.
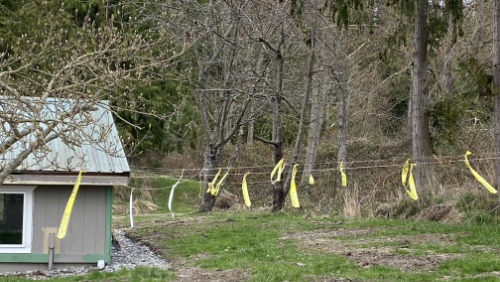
115, 177, 500, 281
0, 266, 174, 282
124, 210, 500, 282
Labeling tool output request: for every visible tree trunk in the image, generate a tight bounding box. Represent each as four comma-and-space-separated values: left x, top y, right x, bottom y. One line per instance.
301, 81, 325, 185
199, 143, 221, 212
283, 27, 316, 195
247, 99, 255, 145
411, 0, 432, 196
494, 0, 500, 205
336, 34, 348, 166
271, 44, 285, 212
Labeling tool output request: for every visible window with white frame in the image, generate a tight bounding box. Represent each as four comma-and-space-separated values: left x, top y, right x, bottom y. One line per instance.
0, 186, 35, 253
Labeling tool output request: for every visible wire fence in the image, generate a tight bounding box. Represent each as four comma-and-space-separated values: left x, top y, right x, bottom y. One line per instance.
119, 152, 500, 216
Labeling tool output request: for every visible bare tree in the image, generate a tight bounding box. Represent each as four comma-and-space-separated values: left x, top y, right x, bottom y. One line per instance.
0, 5, 185, 183
334, 32, 349, 169
494, 0, 500, 204
301, 80, 327, 185
411, 0, 432, 195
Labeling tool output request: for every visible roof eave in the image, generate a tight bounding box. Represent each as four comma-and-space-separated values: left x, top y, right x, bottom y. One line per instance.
2, 172, 130, 186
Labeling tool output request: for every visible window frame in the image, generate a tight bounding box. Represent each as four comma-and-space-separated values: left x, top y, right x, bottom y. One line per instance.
0, 186, 35, 253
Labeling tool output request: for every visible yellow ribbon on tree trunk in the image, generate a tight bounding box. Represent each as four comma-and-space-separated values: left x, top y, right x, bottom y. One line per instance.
57, 170, 85, 239
271, 158, 285, 184
207, 168, 222, 195
213, 169, 230, 196
340, 162, 347, 187
242, 173, 251, 207
401, 159, 418, 200
464, 151, 497, 194
289, 164, 300, 208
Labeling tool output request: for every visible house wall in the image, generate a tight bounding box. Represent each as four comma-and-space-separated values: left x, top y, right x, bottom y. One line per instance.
0, 186, 112, 264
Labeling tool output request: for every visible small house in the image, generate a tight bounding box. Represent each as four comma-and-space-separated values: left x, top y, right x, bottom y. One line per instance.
0, 98, 129, 271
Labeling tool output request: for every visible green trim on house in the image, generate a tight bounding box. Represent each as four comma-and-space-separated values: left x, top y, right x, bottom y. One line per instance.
0, 253, 109, 263
0, 253, 56, 262
105, 186, 112, 256
83, 253, 111, 263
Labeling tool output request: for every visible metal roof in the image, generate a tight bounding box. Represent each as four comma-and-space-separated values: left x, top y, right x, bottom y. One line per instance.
1, 97, 130, 174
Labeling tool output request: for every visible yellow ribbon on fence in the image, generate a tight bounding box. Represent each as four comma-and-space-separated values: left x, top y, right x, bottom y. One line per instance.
340, 162, 347, 187
207, 168, 222, 195
407, 164, 418, 200
57, 170, 85, 239
289, 164, 300, 208
213, 169, 230, 196
270, 158, 285, 184
242, 172, 251, 207
309, 174, 315, 185
402, 159, 409, 185
464, 151, 497, 194
401, 159, 418, 200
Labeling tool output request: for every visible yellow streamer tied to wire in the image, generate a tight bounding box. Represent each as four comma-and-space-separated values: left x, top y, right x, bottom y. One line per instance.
340, 162, 347, 187
401, 159, 418, 200
270, 158, 285, 184
57, 170, 85, 239
213, 169, 230, 196
207, 168, 222, 195
464, 151, 497, 194
289, 164, 300, 208
309, 174, 315, 185
407, 164, 418, 200
402, 159, 410, 185
242, 173, 251, 207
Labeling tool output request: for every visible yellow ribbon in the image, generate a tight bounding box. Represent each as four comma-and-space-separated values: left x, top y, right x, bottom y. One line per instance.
271, 158, 285, 184
401, 159, 418, 200
464, 151, 497, 194
407, 164, 418, 200
289, 164, 300, 208
340, 162, 347, 187
57, 170, 85, 239
207, 168, 222, 195
309, 174, 315, 185
242, 172, 251, 207
402, 159, 410, 185
213, 169, 230, 196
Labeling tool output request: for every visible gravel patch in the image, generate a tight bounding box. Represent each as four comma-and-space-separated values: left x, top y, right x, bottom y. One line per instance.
0, 229, 170, 280
106, 229, 170, 271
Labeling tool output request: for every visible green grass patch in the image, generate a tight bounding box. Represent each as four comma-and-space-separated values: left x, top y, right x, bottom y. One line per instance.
115, 176, 201, 216
131, 177, 200, 214
124, 212, 500, 281
113, 211, 500, 281
0, 267, 174, 282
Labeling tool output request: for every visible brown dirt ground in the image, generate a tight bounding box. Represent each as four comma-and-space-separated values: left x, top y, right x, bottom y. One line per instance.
281, 227, 464, 272
171, 252, 250, 282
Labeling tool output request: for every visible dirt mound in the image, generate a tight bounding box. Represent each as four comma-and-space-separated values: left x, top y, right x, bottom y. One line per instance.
229, 203, 250, 211
416, 204, 453, 221
415, 203, 464, 223
215, 190, 238, 209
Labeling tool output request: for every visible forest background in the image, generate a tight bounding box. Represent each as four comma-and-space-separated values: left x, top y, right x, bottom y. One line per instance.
1, 0, 499, 221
